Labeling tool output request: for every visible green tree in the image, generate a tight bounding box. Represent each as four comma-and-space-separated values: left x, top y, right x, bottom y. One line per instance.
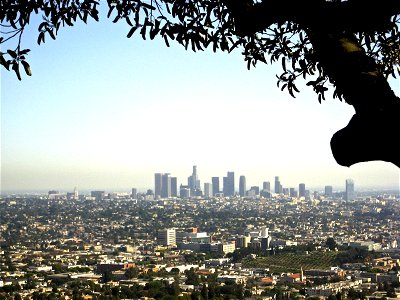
124, 267, 139, 279
201, 284, 209, 300
1, 0, 399, 167
185, 268, 200, 286
102, 271, 114, 283
14, 294, 22, 300
325, 237, 337, 250
190, 290, 201, 300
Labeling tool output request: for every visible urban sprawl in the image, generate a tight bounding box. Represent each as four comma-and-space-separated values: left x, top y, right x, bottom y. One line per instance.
1, 166, 399, 300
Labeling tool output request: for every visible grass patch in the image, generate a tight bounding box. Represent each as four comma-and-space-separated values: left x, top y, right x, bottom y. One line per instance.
243, 251, 340, 273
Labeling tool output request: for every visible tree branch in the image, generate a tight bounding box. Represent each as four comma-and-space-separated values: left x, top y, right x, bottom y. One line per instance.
225, 0, 400, 36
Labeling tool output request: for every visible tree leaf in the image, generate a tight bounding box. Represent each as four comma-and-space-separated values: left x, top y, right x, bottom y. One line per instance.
7, 50, 18, 59
21, 60, 32, 76
12, 62, 21, 80
127, 26, 138, 38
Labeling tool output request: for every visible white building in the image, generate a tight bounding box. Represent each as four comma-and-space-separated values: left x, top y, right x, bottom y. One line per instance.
157, 229, 176, 246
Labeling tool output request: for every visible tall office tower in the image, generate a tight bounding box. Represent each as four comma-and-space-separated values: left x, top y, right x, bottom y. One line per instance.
250, 186, 260, 195
170, 177, 177, 197
180, 185, 191, 198
212, 177, 220, 195
260, 227, 269, 237
223, 171, 235, 196
91, 191, 105, 201
204, 183, 212, 198
161, 173, 171, 198
239, 175, 246, 197
325, 185, 333, 197
155, 173, 163, 198
299, 183, 306, 198
188, 165, 201, 193
73, 187, 78, 200
345, 179, 355, 201
261, 181, 271, 198
157, 228, 176, 246
274, 176, 281, 193
131, 188, 137, 199
263, 181, 271, 192
290, 188, 298, 197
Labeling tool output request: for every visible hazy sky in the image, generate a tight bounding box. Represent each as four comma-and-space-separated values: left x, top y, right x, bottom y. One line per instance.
1, 5, 399, 194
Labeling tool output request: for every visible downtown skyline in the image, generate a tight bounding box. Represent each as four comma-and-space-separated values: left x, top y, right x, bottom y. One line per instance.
2, 164, 399, 196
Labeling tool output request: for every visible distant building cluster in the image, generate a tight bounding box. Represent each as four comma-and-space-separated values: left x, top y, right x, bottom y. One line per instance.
141, 165, 356, 201
45, 165, 358, 203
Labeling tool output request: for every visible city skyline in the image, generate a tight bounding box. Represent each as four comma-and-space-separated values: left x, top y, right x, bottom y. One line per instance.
2, 164, 399, 195
1, 5, 399, 194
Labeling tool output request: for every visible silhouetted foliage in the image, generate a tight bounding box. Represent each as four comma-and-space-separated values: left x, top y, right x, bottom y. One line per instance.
1, 0, 399, 167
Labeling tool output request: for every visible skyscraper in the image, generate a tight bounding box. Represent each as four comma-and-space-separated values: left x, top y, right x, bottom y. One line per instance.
263, 181, 271, 192
180, 185, 191, 198
171, 177, 177, 197
261, 181, 271, 198
161, 173, 171, 198
274, 176, 282, 194
188, 165, 201, 193
223, 171, 235, 196
299, 183, 306, 198
250, 186, 260, 195
155, 172, 174, 198
324, 185, 333, 197
204, 183, 212, 198
345, 179, 355, 201
91, 190, 105, 201
73, 187, 78, 200
131, 188, 137, 199
154, 173, 163, 198
212, 177, 220, 196
239, 175, 246, 197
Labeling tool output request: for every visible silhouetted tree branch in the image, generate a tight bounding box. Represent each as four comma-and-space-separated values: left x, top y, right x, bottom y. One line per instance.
1, 0, 399, 167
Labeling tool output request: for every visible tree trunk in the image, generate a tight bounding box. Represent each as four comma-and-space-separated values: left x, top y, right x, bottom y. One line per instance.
306, 29, 400, 167
225, 0, 400, 167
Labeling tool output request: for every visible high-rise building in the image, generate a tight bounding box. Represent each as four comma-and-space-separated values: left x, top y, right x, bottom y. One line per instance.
345, 179, 355, 201
171, 177, 177, 197
299, 183, 306, 198
73, 187, 78, 200
157, 229, 176, 246
324, 185, 333, 197
223, 171, 235, 196
263, 181, 271, 192
180, 185, 191, 198
274, 176, 282, 194
290, 188, 298, 197
154, 173, 163, 198
131, 188, 137, 199
91, 191, 105, 201
250, 186, 260, 195
239, 175, 246, 197
161, 173, 171, 198
261, 181, 271, 198
188, 165, 201, 193
204, 183, 212, 198
212, 177, 220, 195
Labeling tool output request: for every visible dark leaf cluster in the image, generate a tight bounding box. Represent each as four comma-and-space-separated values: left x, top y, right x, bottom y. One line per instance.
1, 0, 399, 103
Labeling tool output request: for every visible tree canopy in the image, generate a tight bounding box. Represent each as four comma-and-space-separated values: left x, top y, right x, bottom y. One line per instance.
1, 0, 400, 167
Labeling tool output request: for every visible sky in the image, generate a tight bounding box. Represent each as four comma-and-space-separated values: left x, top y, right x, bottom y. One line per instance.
1, 4, 399, 194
